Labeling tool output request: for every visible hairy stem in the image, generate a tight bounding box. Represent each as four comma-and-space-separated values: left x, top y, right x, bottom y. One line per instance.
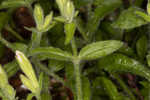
71, 37, 77, 56
73, 60, 83, 100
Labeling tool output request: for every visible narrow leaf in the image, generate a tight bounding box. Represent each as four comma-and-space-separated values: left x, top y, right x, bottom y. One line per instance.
82, 76, 91, 100
64, 22, 76, 45
101, 77, 122, 100
0, 65, 8, 87
20, 75, 36, 93
30, 47, 73, 61
0, 0, 26, 9
34, 4, 44, 30
16, 51, 39, 88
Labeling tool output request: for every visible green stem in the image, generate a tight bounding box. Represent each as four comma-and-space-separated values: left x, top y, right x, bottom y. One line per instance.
73, 60, 83, 100
71, 36, 83, 100
71, 37, 77, 56
29, 32, 42, 50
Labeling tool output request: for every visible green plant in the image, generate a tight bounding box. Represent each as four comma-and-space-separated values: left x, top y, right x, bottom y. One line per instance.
1, 0, 150, 100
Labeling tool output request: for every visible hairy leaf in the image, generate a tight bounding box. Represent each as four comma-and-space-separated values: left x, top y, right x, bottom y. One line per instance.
98, 53, 150, 82
112, 7, 147, 29
30, 47, 73, 61
79, 40, 123, 60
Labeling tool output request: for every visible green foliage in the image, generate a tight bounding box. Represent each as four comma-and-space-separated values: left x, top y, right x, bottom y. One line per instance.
79, 40, 123, 60
1, 0, 150, 100
112, 7, 147, 29
98, 53, 150, 82
100, 77, 122, 100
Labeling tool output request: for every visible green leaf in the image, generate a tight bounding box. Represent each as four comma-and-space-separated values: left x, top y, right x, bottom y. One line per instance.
34, 4, 44, 30
42, 12, 53, 31
48, 59, 65, 72
64, 22, 76, 45
87, 0, 122, 38
98, 53, 150, 82
4, 60, 19, 78
82, 76, 91, 100
29, 47, 73, 61
112, 7, 147, 29
39, 72, 44, 90
136, 11, 150, 22
140, 81, 150, 100
16, 51, 39, 89
79, 40, 123, 60
20, 74, 37, 93
0, 65, 16, 100
0, 0, 26, 9
12, 43, 28, 54
101, 77, 122, 100
56, 0, 75, 22
136, 35, 148, 59
0, 65, 9, 87
27, 93, 35, 100
147, 52, 150, 67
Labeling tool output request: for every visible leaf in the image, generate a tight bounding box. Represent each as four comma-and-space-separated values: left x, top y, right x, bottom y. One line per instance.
48, 59, 65, 72
20, 75, 37, 93
12, 42, 28, 54
0, 65, 8, 87
136, 35, 147, 59
101, 77, 122, 100
78, 40, 123, 60
112, 7, 147, 29
0, 0, 26, 9
27, 93, 35, 100
0, 65, 16, 100
4, 60, 19, 78
82, 76, 91, 100
136, 11, 150, 22
87, 0, 122, 37
118, 45, 135, 57
42, 12, 53, 31
147, 52, 150, 67
39, 72, 44, 90
16, 51, 39, 88
140, 81, 150, 100
98, 53, 150, 82
64, 22, 76, 45
4, 85, 16, 100
29, 47, 73, 61
34, 4, 44, 30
